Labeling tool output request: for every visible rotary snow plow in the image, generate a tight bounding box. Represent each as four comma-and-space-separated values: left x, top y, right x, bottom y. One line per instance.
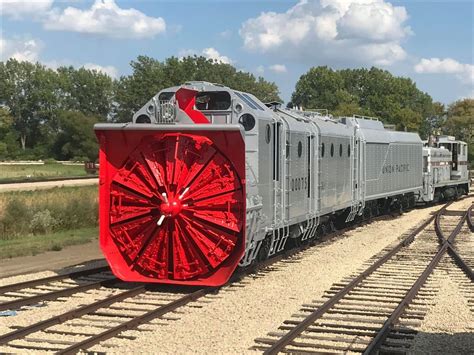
95, 88, 246, 286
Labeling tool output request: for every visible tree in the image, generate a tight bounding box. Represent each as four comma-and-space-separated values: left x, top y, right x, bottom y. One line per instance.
0, 107, 14, 158
290, 66, 346, 110
57, 66, 114, 119
52, 111, 100, 161
291, 66, 434, 132
420, 101, 446, 140
443, 98, 473, 166
114, 55, 281, 122
0, 59, 59, 150
394, 108, 423, 132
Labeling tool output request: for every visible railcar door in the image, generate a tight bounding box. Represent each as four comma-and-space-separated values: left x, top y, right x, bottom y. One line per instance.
452, 143, 458, 171
271, 121, 282, 225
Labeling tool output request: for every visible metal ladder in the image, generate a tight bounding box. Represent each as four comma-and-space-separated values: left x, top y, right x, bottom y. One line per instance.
346, 135, 359, 222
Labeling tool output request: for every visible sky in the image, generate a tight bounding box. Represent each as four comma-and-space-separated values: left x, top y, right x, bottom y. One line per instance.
1, 0, 473, 105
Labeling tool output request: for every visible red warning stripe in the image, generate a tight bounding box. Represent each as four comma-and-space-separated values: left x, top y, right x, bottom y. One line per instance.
175, 88, 210, 124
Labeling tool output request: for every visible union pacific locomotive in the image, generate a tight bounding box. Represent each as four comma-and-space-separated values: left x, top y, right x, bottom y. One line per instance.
95, 82, 469, 286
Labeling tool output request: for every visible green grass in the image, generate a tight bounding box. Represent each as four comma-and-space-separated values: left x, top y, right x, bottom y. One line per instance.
0, 185, 99, 258
0, 226, 98, 258
0, 162, 88, 183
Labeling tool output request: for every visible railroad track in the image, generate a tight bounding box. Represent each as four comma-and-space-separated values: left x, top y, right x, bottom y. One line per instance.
0, 202, 469, 353
0, 223, 339, 354
0, 265, 113, 313
255, 200, 473, 354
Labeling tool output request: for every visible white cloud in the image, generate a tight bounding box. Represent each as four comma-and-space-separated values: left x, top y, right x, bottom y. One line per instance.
44, 0, 166, 39
83, 63, 118, 78
201, 47, 232, 64
0, 0, 53, 19
179, 48, 233, 64
256, 65, 265, 74
219, 30, 232, 39
0, 36, 42, 62
269, 64, 287, 73
239, 0, 412, 66
414, 57, 474, 85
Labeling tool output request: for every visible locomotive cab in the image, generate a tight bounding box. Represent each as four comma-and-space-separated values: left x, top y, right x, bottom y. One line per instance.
436, 135, 468, 181
132, 81, 272, 127
419, 135, 469, 202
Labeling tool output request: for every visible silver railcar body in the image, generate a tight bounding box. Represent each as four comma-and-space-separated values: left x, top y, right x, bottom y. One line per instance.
132, 82, 468, 267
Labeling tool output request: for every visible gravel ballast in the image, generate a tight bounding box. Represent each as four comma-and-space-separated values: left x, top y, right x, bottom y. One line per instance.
1, 197, 472, 354
98, 203, 446, 354
408, 259, 474, 354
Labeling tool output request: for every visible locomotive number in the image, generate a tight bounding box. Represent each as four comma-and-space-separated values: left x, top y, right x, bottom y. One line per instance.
291, 177, 308, 192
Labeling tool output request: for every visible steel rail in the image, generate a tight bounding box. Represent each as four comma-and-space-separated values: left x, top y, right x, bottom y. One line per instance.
363, 205, 469, 354
0, 278, 117, 312
0, 265, 109, 294
435, 206, 473, 280
0, 286, 146, 345
262, 203, 447, 355
446, 206, 473, 280
56, 288, 210, 355
467, 204, 474, 232
0, 212, 335, 352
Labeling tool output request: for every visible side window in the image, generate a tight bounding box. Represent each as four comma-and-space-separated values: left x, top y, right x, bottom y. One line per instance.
348, 144, 351, 157
321, 143, 325, 157
330, 143, 334, 157
297, 141, 303, 158
339, 143, 342, 157
265, 124, 271, 144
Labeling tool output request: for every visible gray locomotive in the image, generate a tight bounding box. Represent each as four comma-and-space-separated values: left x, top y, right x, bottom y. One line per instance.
95, 81, 469, 285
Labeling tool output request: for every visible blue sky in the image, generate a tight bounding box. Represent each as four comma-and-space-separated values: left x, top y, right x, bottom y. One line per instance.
1, 0, 473, 105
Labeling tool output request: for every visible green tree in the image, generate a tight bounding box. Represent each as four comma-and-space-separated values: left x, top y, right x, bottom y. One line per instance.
114, 55, 281, 122
57, 66, 114, 119
0, 107, 13, 138
291, 66, 346, 110
394, 107, 423, 132
443, 98, 474, 166
0, 107, 14, 158
332, 102, 363, 117
0, 59, 59, 150
291, 66, 434, 132
52, 111, 100, 161
420, 101, 446, 140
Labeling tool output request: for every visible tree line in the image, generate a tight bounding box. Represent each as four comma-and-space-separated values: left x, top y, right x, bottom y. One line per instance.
289, 66, 472, 163
0, 57, 472, 163
0, 56, 280, 161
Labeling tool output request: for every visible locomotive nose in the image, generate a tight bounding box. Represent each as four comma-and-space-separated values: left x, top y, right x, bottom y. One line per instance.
96, 128, 246, 286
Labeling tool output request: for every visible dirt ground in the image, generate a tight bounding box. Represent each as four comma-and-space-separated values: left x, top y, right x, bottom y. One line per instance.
0, 178, 98, 192
0, 239, 103, 278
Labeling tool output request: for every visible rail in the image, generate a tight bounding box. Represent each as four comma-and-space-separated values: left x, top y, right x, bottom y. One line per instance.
259, 200, 472, 354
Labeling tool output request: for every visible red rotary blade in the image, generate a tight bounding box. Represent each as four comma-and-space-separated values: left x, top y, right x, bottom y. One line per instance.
108, 133, 244, 281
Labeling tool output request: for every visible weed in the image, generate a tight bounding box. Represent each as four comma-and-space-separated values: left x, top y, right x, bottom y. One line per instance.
30, 209, 58, 235
0, 199, 31, 238
51, 243, 62, 251
0, 186, 98, 241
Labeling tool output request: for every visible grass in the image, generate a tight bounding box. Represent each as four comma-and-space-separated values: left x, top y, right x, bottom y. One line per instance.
0, 226, 98, 258
0, 162, 89, 183
0, 185, 99, 258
